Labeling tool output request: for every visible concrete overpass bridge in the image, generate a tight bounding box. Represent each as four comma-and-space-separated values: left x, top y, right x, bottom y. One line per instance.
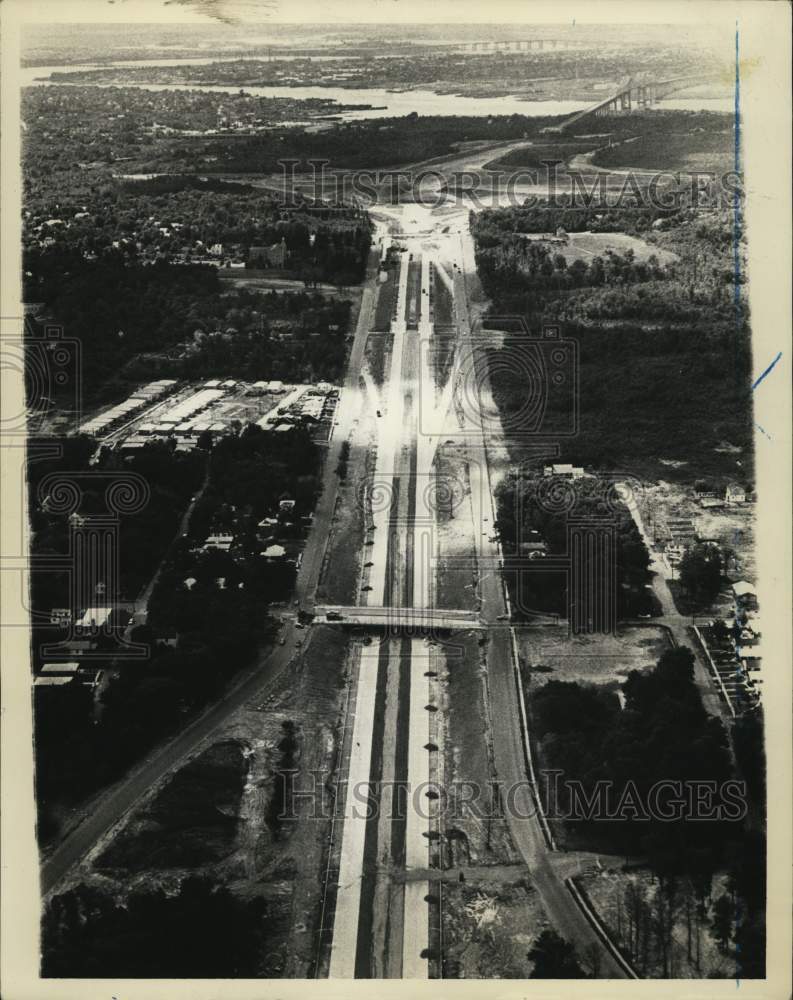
313, 605, 483, 631
547, 72, 723, 132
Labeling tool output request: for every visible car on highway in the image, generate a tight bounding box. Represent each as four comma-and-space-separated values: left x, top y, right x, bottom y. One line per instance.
364, 561, 374, 567
376, 410, 382, 417
496, 614, 509, 621
361, 585, 373, 592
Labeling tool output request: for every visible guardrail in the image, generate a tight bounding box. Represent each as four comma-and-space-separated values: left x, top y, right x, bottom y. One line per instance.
566, 877, 640, 979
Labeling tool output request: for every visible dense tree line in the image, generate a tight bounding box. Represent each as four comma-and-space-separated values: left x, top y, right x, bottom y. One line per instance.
25, 257, 224, 404
42, 879, 274, 977
26, 167, 370, 274
476, 241, 668, 301
679, 544, 723, 608
495, 473, 652, 619
24, 257, 355, 405
530, 647, 764, 976
533, 649, 736, 872
172, 114, 565, 173
128, 291, 353, 387
528, 930, 587, 978
478, 210, 752, 483
28, 438, 204, 616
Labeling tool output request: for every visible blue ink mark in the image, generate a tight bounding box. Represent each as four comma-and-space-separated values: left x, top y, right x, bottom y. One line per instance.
752, 351, 782, 391
755, 423, 772, 441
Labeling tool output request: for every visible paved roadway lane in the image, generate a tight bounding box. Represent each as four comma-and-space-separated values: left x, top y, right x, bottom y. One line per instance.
401, 637, 431, 978
328, 642, 381, 979
367, 253, 410, 607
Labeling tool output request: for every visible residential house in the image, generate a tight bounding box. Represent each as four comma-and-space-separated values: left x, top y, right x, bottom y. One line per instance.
248, 238, 288, 269
739, 645, 763, 672
34, 676, 73, 687
543, 463, 586, 479
40, 662, 80, 676
202, 534, 234, 552
519, 541, 548, 559
732, 580, 758, 610
74, 606, 112, 632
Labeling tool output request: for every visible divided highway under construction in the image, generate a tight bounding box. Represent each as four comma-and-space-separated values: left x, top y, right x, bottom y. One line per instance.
38, 199, 637, 981
318, 203, 635, 979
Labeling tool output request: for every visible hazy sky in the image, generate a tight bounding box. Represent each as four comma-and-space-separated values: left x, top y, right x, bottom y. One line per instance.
10, 0, 745, 29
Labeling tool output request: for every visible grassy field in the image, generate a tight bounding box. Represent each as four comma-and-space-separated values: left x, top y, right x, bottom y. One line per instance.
517, 625, 671, 691
95, 740, 248, 872
557, 231, 678, 266
441, 631, 517, 866
591, 129, 734, 174
433, 445, 479, 612
405, 258, 422, 327
365, 332, 389, 387
432, 268, 455, 326
483, 139, 603, 172
429, 326, 457, 390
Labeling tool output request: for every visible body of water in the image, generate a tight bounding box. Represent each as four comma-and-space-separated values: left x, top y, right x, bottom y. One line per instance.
21, 59, 734, 120
21, 54, 349, 84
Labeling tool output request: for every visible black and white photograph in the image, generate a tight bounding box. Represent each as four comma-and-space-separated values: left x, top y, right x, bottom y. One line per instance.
0, 0, 790, 994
